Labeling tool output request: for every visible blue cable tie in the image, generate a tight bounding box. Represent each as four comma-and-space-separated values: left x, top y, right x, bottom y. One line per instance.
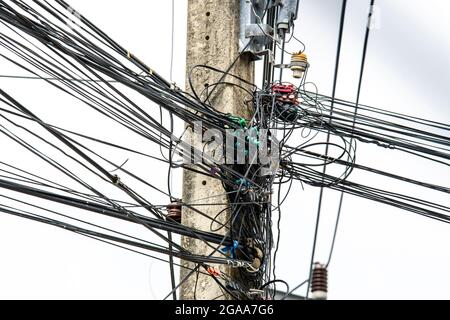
221, 240, 239, 259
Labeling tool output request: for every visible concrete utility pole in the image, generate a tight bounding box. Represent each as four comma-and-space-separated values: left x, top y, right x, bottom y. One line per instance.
180, 0, 254, 300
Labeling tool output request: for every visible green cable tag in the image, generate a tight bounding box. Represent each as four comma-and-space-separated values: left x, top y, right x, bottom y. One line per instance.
229, 115, 247, 128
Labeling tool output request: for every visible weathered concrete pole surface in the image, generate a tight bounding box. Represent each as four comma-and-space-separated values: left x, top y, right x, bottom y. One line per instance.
181, 0, 254, 300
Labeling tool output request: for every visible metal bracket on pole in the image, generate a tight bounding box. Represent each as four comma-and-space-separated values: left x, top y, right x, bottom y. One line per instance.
240, 0, 301, 59
239, 0, 274, 61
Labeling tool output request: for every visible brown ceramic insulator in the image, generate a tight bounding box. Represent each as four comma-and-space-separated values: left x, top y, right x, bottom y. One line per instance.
166, 201, 182, 223
311, 262, 328, 295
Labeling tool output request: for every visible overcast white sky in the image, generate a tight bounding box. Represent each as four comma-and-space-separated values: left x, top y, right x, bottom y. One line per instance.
0, 0, 449, 299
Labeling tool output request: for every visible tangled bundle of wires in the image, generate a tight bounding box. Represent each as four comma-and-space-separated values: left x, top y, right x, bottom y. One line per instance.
0, 0, 448, 300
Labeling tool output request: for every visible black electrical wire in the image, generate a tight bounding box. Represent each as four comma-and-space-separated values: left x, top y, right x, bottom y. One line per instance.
306, 0, 347, 299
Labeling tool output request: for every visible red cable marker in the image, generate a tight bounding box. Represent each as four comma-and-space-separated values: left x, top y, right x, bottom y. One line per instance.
207, 266, 221, 277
